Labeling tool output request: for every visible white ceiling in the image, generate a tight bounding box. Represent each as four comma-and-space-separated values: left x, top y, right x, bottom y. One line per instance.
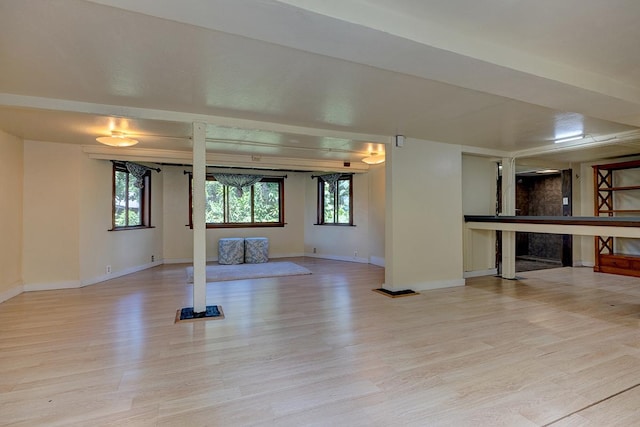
2, 0, 640, 167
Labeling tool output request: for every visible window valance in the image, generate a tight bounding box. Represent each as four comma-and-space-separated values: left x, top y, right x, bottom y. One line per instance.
110, 161, 161, 189
317, 173, 344, 194
212, 173, 264, 197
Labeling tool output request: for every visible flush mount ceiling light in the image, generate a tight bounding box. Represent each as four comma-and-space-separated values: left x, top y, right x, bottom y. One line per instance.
96, 130, 139, 147
554, 134, 584, 144
362, 153, 385, 165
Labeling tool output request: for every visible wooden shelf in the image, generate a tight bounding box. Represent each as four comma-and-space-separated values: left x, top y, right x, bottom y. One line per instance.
593, 159, 640, 278
594, 159, 640, 171
595, 254, 640, 278
598, 185, 640, 191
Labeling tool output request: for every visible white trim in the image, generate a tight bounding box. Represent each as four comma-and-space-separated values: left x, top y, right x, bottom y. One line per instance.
22, 261, 163, 292
24, 280, 82, 292
164, 257, 218, 264
82, 261, 162, 286
369, 256, 385, 267
574, 261, 594, 268
163, 258, 197, 264
463, 268, 498, 278
0, 281, 24, 303
84, 145, 368, 173
304, 253, 369, 264
271, 253, 306, 259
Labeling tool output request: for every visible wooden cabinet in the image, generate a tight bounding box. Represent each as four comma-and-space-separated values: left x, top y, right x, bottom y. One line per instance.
593, 159, 640, 277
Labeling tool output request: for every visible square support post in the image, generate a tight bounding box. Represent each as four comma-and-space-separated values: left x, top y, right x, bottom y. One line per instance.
192, 122, 207, 313
501, 157, 516, 279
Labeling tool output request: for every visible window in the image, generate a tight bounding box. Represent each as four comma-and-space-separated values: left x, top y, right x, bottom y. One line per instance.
112, 162, 151, 230
189, 175, 284, 228
317, 174, 353, 225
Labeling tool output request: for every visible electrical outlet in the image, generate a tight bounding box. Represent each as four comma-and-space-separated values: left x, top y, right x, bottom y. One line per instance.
313, 247, 317, 253
106, 265, 111, 274
151, 255, 155, 262
354, 250, 358, 257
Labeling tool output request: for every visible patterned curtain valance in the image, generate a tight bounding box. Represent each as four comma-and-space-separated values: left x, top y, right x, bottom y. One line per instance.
213, 173, 264, 197
125, 162, 151, 188
319, 173, 343, 194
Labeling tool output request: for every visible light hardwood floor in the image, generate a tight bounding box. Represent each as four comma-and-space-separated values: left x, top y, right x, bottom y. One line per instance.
2, 258, 640, 426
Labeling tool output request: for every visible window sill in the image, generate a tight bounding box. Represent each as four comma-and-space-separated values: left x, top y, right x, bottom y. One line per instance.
186, 223, 286, 229
109, 225, 155, 231
313, 223, 356, 227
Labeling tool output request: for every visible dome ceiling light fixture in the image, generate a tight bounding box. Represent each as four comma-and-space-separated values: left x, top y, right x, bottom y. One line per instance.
96, 130, 139, 147
362, 152, 385, 165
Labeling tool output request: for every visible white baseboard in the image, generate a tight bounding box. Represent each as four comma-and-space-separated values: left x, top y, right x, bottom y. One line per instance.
303, 253, 369, 264
574, 261, 594, 267
24, 280, 82, 292
21, 261, 163, 292
369, 256, 385, 267
463, 268, 498, 278
271, 253, 305, 259
163, 257, 217, 264
0, 281, 24, 303
414, 278, 465, 291
82, 260, 162, 286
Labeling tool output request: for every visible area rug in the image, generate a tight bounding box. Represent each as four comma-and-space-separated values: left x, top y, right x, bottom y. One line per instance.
185, 261, 312, 283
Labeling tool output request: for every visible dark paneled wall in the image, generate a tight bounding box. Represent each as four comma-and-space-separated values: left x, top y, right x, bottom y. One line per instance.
515, 174, 562, 261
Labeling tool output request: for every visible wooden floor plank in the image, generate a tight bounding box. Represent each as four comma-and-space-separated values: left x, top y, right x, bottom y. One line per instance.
3, 259, 640, 425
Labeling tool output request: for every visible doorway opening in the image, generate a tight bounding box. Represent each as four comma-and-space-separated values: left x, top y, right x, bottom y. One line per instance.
496, 166, 572, 274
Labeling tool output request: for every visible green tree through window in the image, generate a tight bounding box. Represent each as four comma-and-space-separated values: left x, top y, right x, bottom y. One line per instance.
112, 162, 151, 229
317, 175, 353, 225
190, 175, 284, 228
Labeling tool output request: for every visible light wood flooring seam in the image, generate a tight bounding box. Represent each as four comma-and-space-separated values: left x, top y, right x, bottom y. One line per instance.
543, 381, 640, 426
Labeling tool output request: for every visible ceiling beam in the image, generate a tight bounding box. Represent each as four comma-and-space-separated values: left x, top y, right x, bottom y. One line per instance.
0, 93, 390, 145
83, 145, 370, 172
85, 0, 640, 127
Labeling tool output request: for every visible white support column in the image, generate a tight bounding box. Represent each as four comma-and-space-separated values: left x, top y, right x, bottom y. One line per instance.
192, 122, 207, 313
501, 157, 517, 279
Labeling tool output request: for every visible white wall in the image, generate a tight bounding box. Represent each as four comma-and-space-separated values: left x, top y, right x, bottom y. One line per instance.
22, 141, 163, 291
79, 157, 163, 285
368, 163, 385, 266
574, 161, 594, 266
10, 131, 640, 302
304, 172, 371, 263
0, 130, 23, 302
462, 154, 497, 275
162, 166, 306, 262
385, 138, 464, 291
160, 164, 382, 266
23, 141, 81, 288
162, 166, 193, 262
